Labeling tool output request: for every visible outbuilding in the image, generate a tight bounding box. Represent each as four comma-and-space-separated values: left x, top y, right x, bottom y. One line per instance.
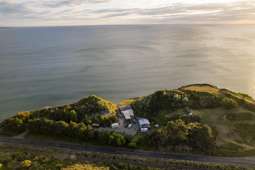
92, 123, 100, 128
111, 123, 119, 128
137, 118, 150, 132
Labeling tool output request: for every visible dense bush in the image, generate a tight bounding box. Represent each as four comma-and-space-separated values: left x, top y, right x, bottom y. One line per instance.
1, 115, 216, 153
187, 124, 216, 153
185, 91, 222, 109
0, 117, 26, 133
132, 85, 250, 120
221, 97, 238, 109
128, 134, 148, 148
26, 118, 128, 147
27, 118, 92, 140
30, 95, 117, 126
21, 160, 32, 168
108, 132, 127, 146
169, 114, 201, 124
132, 90, 188, 117
149, 119, 216, 153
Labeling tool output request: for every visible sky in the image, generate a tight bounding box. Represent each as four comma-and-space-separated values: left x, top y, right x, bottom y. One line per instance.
0, 0, 255, 26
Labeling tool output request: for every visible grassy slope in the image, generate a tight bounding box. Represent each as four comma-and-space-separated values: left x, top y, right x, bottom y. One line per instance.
193, 108, 255, 156
181, 84, 255, 155
131, 84, 255, 155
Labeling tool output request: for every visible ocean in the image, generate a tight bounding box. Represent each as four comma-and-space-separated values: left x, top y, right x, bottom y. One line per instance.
0, 24, 255, 119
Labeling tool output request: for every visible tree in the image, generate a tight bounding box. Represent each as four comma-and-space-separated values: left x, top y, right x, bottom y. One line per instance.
221, 97, 238, 109
188, 123, 216, 153
54, 121, 69, 136
21, 160, 32, 168
1, 117, 25, 133
17, 111, 31, 121
163, 119, 189, 146
108, 132, 126, 146
128, 134, 147, 148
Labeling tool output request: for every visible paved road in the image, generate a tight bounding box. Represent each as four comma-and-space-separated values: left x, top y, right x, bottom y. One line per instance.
0, 136, 255, 167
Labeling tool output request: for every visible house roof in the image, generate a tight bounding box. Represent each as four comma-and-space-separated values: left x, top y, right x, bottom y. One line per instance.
138, 118, 150, 125
111, 123, 119, 128
120, 105, 134, 120
122, 109, 134, 119
140, 128, 149, 132
119, 105, 133, 111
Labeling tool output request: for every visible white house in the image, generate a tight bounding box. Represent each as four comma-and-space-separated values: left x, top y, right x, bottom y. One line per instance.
119, 105, 134, 120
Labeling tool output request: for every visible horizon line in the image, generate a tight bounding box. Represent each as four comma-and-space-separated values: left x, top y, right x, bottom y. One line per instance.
1, 23, 255, 28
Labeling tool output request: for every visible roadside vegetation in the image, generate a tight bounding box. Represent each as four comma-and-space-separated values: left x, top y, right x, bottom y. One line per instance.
0, 145, 252, 170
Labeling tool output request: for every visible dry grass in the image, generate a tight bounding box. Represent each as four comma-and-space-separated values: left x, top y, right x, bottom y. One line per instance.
181, 85, 220, 94
118, 98, 141, 106
62, 164, 109, 170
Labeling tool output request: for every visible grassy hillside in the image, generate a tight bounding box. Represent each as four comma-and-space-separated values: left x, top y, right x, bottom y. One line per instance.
132, 84, 255, 118
131, 84, 255, 155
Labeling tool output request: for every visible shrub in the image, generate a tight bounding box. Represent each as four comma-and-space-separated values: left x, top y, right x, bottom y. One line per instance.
187, 124, 216, 153
170, 114, 201, 123
132, 90, 188, 117
1, 117, 25, 133
108, 132, 126, 146
148, 119, 216, 152
23, 95, 118, 126
149, 119, 189, 148
62, 163, 109, 170
186, 92, 222, 108
221, 97, 238, 109
17, 111, 31, 121
128, 134, 147, 148
21, 160, 32, 168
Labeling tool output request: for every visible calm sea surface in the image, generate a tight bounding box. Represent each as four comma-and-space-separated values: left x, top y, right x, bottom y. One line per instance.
0, 24, 255, 119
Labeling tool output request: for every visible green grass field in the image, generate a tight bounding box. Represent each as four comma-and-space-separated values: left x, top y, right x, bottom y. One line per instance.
192, 107, 255, 156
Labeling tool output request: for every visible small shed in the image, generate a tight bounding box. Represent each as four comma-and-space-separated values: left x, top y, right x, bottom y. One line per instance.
140, 128, 149, 132
154, 124, 160, 128
138, 118, 150, 130
92, 123, 100, 128
111, 123, 119, 128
